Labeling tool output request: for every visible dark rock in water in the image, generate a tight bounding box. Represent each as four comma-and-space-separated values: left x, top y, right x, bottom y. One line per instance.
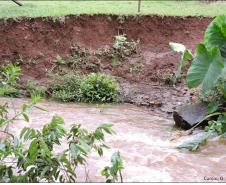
173, 102, 208, 130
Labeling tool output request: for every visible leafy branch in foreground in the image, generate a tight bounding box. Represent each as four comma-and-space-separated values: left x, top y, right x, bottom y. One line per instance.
101, 151, 124, 183
0, 111, 122, 182
0, 93, 43, 132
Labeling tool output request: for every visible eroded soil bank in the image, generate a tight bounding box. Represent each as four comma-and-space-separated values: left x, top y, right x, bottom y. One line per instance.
1, 98, 225, 182
0, 15, 213, 116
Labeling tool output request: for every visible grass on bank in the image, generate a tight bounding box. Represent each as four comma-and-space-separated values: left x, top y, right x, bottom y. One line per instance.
0, 1, 226, 19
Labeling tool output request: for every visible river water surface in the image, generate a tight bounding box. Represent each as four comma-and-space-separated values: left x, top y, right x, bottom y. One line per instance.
0, 98, 226, 182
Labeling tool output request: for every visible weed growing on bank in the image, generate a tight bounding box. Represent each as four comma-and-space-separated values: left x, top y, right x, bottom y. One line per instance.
50, 35, 139, 75
48, 74, 81, 102
48, 73, 119, 103
0, 63, 119, 104
79, 73, 119, 103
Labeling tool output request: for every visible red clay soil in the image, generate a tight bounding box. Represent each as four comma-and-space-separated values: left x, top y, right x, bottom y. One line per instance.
0, 15, 213, 116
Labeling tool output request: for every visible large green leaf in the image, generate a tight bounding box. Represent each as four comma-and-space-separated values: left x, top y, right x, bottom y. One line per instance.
205, 15, 226, 58
186, 44, 224, 92
169, 42, 193, 83
169, 42, 193, 59
177, 133, 210, 151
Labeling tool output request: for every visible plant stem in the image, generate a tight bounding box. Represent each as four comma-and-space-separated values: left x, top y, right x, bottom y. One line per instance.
119, 170, 123, 183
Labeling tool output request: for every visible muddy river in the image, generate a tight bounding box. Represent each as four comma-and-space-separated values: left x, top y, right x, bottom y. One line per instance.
0, 98, 226, 182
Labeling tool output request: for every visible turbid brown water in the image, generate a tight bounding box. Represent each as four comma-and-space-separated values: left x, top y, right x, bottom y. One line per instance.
0, 97, 226, 182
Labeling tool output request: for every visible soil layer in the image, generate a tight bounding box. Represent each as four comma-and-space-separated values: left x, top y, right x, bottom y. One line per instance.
0, 15, 213, 116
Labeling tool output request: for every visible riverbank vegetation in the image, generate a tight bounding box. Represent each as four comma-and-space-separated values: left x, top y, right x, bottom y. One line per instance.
0, 63, 119, 104
171, 15, 226, 151
0, 34, 140, 103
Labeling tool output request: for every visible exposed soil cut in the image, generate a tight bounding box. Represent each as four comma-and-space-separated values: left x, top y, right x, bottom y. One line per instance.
0, 15, 213, 116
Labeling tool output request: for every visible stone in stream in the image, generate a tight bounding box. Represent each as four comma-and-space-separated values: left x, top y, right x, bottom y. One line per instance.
173, 102, 208, 130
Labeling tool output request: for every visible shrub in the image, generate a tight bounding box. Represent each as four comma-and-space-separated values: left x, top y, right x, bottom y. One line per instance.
79, 73, 119, 103
49, 74, 81, 102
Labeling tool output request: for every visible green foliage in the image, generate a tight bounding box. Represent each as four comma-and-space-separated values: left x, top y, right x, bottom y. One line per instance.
49, 74, 81, 102
113, 35, 127, 49
0, 63, 21, 97
49, 73, 119, 103
42, 116, 66, 149
0, 119, 116, 182
205, 114, 226, 136
0, 85, 18, 97
52, 45, 102, 74
0, 63, 21, 85
79, 73, 119, 103
186, 44, 224, 92
0, 93, 43, 128
111, 55, 121, 66
177, 111, 226, 151
177, 133, 210, 151
207, 100, 218, 114
186, 15, 226, 93
101, 151, 124, 183
0, 63, 47, 98
67, 44, 91, 71
0, 73, 123, 182
0, 99, 121, 182
179, 113, 226, 151
22, 81, 47, 97
0, 1, 226, 19
204, 15, 226, 58
169, 42, 193, 84
112, 34, 139, 62
176, 16, 226, 152
155, 69, 174, 85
